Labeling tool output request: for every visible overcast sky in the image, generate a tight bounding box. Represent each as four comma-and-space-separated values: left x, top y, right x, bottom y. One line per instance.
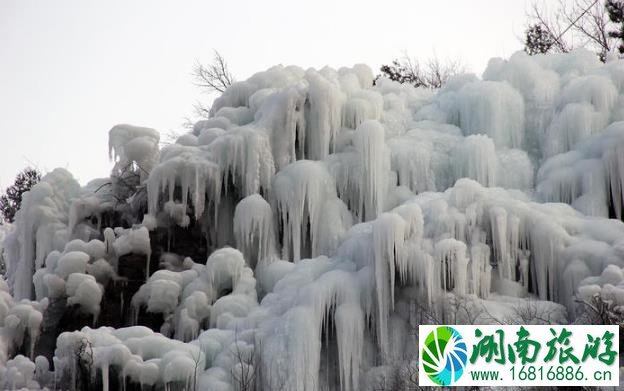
0, 0, 529, 188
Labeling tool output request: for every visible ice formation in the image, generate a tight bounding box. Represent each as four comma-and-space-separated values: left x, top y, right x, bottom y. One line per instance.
4, 168, 81, 300
109, 125, 160, 183
233, 194, 275, 267
537, 121, 624, 218
3, 49, 624, 389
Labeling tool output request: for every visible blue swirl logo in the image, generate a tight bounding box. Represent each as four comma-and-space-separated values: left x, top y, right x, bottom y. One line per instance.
421, 326, 468, 386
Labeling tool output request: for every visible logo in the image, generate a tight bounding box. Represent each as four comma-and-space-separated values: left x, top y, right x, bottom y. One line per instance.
419, 325, 619, 387
421, 326, 468, 386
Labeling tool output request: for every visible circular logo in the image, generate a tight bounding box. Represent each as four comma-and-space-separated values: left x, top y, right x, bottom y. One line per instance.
421, 326, 468, 386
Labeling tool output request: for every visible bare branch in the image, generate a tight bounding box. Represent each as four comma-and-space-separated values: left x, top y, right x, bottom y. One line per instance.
526, 0, 618, 60
192, 99, 213, 121
528, 2, 572, 52
93, 182, 112, 194
192, 50, 234, 94
575, 293, 624, 325
378, 54, 464, 89
504, 299, 560, 325
230, 329, 256, 391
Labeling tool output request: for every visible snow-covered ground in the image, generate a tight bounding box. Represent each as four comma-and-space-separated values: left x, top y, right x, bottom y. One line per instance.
2, 49, 624, 390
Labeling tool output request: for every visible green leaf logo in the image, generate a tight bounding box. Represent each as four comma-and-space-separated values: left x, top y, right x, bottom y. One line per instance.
421, 326, 468, 386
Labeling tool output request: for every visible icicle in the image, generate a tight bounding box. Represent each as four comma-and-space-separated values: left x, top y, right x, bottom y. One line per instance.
604, 135, 624, 219
335, 304, 363, 391
146, 144, 220, 220
392, 203, 424, 240
255, 83, 308, 169
372, 213, 405, 362
526, 214, 566, 301
108, 124, 160, 182
537, 122, 624, 218
233, 194, 275, 268
354, 120, 388, 221
469, 244, 491, 298
417, 253, 436, 306
103, 228, 115, 257
519, 253, 530, 291
542, 103, 602, 158
435, 238, 468, 295
342, 91, 382, 130
496, 148, 534, 191
561, 259, 591, 312
389, 138, 436, 193
101, 364, 109, 391
490, 207, 512, 280
209, 125, 275, 197
304, 69, 345, 160
455, 80, 525, 148
273, 160, 343, 261
5, 168, 79, 300
112, 227, 151, 281
453, 134, 497, 186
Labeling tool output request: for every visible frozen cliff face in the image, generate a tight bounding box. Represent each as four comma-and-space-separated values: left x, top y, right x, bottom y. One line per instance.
5, 50, 624, 390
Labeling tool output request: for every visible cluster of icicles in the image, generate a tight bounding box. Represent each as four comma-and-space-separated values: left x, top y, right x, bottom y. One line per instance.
3, 49, 624, 390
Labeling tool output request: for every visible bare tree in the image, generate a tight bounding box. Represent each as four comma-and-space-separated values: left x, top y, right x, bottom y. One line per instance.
397, 358, 426, 391
190, 349, 203, 391
71, 337, 94, 391
444, 294, 493, 324
504, 299, 560, 325
94, 162, 147, 208
230, 331, 256, 391
191, 50, 235, 119
193, 50, 234, 93
424, 56, 465, 88
576, 293, 624, 325
526, 0, 619, 60
377, 54, 464, 89
371, 370, 397, 391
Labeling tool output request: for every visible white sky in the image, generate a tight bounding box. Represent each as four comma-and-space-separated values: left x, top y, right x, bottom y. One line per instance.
0, 0, 529, 189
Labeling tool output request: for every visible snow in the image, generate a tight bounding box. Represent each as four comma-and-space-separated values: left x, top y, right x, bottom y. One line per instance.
6, 49, 624, 390
130, 248, 257, 340
0, 276, 46, 364
55, 251, 90, 280
109, 124, 160, 182
65, 273, 103, 319
0, 354, 38, 390
233, 194, 275, 268
113, 227, 151, 279
68, 195, 104, 235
